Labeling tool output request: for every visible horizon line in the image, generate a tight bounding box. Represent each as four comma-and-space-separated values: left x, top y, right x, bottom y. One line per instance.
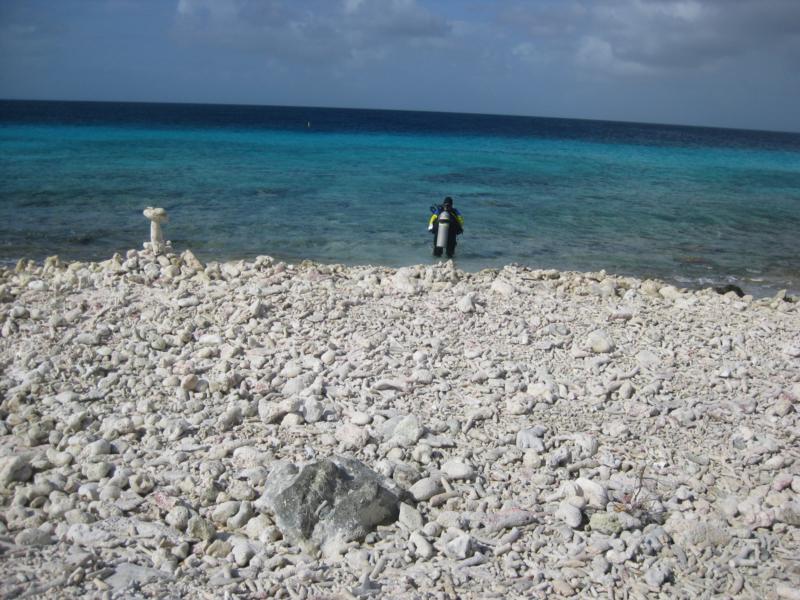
2, 96, 799, 136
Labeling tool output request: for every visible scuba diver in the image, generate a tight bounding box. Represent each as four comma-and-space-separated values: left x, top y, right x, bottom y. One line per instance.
428, 197, 464, 258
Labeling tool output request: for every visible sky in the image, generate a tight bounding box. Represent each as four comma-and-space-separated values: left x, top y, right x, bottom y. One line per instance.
1, 0, 799, 132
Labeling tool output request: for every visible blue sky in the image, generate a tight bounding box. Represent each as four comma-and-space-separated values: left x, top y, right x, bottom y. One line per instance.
1, 0, 799, 131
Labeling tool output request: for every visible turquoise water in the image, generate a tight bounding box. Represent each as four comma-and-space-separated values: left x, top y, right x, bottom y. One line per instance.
1, 101, 799, 296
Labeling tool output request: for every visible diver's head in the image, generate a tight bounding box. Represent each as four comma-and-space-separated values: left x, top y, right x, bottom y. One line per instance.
443, 197, 453, 208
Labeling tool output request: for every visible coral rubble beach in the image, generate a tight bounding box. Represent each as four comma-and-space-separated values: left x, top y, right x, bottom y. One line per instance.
1, 239, 799, 599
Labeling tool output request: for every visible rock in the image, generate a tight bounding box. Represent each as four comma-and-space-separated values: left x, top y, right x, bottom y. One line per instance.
593, 279, 618, 298
589, 512, 623, 535
259, 397, 301, 425
713, 284, 744, 297
261, 457, 403, 556
350, 411, 372, 426
282, 374, 314, 395
206, 539, 232, 558
645, 563, 672, 588
66, 523, 116, 547
218, 406, 243, 431
75, 333, 100, 345
302, 397, 324, 423
523, 450, 544, 468
106, 563, 173, 592
410, 531, 434, 559
659, 285, 682, 300
399, 502, 424, 531
777, 584, 800, 600
116, 490, 145, 512
3, 250, 800, 597
228, 502, 253, 529
14, 528, 55, 546
47, 449, 73, 467
0, 456, 33, 489
516, 428, 546, 452
602, 421, 629, 438
409, 477, 444, 502
552, 579, 575, 596
212, 501, 241, 524
83, 461, 112, 482
243, 514, 273, 541
666, 516, 731, 549
373, 379, 407, 393
165, 506, 191, 531
180, 249, 204, 271
457, 293, 476, 313
587, 329, 615, 354
573, 478, 608, 509
491, 279, 515, 297
412, 369, 433, 384
506, 394, 533, 415
187, 516, 216, 542
336, 423, 370, 450
83, 438, 111, 457
393, 269, 419, 294
441, 460, 476, 481
129, 473, 154, 495
55, 390, 80, 403
162, 418, 191, 441
548, 445, 571, 469
775, 502, 800, 527
556, 501, 583, 529
392, 463, 422, 488
444, 532, 474, 559
232, 540, 255, 567
387, 415, 424, 447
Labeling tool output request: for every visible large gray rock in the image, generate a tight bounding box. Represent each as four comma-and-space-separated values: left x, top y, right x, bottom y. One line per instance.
259, 457, 404, 556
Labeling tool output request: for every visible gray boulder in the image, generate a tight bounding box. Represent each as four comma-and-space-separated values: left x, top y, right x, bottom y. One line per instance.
259, 456, 404, 556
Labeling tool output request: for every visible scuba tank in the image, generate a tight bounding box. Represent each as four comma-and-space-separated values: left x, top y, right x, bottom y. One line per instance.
435, 208, 451, 252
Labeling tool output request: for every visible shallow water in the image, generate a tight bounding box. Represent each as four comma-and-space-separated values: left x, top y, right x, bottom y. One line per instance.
2, 100, 799, 296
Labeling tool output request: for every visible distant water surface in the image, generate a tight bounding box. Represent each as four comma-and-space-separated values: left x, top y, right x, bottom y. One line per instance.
1, 100, 799, 296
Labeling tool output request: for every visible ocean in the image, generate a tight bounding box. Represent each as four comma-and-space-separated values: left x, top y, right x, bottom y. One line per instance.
1, 100, 799, 296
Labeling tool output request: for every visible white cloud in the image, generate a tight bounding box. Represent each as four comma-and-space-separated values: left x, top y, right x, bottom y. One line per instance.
173, 0, 451, 67
177, 0, 240, 20
575, 35, 650, 75
512, 41, 551, 65
653, 0, 704, 22
501, 0, 800, 76
343, 0, 366, 14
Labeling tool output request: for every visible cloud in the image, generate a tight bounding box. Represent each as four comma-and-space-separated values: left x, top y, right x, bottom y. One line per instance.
0, 3, 68, 67
344, 0, 450, 39
575, 35, 650, 75
584, 0, 736, 72
503, 0, 800, 76
173, 0, 452, 67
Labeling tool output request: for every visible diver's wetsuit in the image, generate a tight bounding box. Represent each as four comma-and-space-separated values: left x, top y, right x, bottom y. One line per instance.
428, 205, 464, 257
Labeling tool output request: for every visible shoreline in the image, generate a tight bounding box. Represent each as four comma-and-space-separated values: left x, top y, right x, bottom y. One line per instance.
1, 245, 796, 302
1, 244, 798, 598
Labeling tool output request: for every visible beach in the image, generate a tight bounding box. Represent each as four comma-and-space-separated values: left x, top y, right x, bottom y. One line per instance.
1, 238, 798, 599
